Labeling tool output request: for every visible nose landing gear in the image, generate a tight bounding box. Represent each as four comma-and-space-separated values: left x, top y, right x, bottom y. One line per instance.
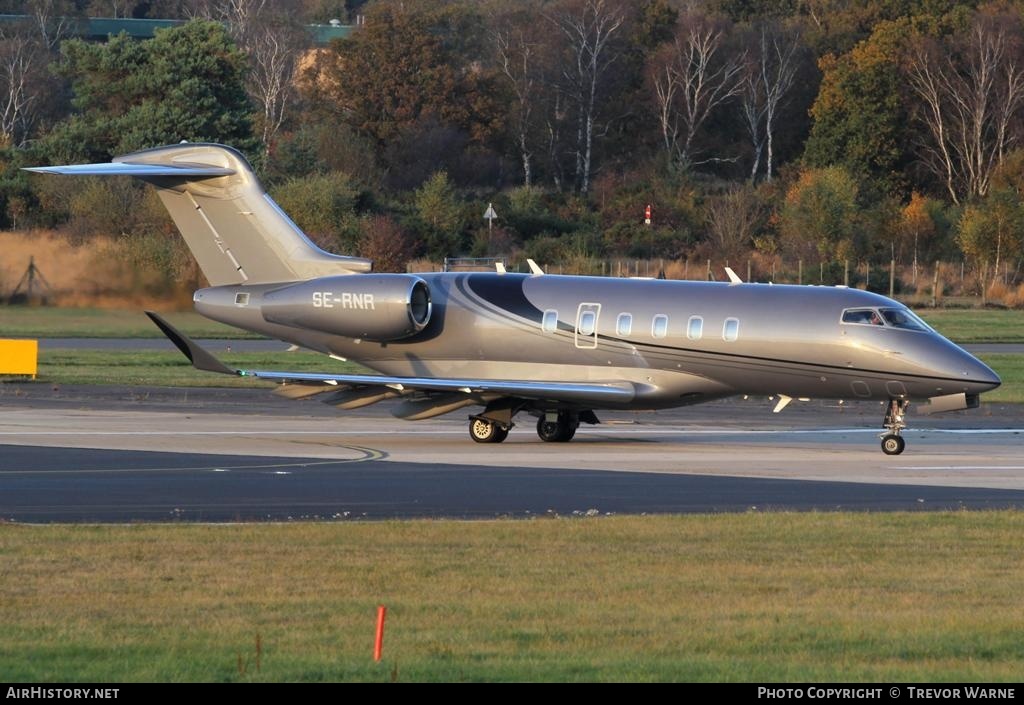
880, 399, 909, 455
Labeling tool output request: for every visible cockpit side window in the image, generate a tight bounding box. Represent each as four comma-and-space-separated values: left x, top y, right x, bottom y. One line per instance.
842, 308, 884, 326
880, 308, 930, 331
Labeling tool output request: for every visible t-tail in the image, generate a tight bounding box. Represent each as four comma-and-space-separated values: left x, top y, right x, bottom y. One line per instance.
25, 143, 371, 285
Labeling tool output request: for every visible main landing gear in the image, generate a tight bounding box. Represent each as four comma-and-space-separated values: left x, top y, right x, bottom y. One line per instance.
468, 416, 509, 443
536, 412, 578, 442
880, 398, 909, 455
468, 409, 591, 443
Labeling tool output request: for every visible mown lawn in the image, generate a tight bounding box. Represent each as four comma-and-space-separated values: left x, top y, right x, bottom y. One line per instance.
2, 513, 1023, 682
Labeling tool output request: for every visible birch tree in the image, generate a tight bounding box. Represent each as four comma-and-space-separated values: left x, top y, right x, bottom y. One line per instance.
548, 0, 625, 194
649, 11, 743, 171
223, 0, 307, 155
493, 18, 540, 186
741, 22, 800, 182
906, 9, 1024, 204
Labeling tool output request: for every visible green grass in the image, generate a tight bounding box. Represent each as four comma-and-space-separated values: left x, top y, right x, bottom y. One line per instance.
1, 305, 1022, 343
918, 309, 1024, 344
0, 306, 259, 339
1, 513, 1023, 681
20, 349, 367, 386
977, 354, 1024, 403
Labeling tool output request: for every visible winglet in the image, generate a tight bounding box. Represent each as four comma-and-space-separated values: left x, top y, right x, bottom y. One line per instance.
145, 311, 239, 376
724, 267, 743, 285
526, 259, 545, 275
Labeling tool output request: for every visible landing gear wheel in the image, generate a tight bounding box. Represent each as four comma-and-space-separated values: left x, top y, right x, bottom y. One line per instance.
536, 413, 577, 442
881, 434, 905, 456
469, 418, 508, 443
879, 398, 910, 455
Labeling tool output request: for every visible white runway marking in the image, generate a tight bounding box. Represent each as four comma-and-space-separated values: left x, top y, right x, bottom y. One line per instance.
895, 466, 1024, 471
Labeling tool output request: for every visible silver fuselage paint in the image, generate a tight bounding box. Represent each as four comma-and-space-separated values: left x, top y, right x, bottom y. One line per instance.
193, 273, 1000, 411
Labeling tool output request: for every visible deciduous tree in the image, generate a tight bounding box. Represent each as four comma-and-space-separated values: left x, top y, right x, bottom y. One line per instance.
905, 7, 1024, 204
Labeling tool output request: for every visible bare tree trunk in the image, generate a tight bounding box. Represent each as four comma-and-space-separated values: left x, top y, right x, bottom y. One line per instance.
494, 25, 538, 187
549, 0, 624, 194
223, 0, 303, 157
906, 11, 1024, 204
652, 11, 743, 171
741, 23, 799, 182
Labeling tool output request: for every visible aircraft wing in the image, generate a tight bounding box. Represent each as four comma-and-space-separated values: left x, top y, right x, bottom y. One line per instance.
146, 312, 636, 405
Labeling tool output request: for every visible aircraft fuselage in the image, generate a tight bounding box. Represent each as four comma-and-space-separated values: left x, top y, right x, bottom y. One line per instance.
192, 272, 1000, 411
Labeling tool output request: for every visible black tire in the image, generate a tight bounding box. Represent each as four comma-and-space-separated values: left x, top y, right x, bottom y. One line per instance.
470, 418, 505, 443
536, 414, 577, 442
881, 434, 905, 456
537, 418, 563, 442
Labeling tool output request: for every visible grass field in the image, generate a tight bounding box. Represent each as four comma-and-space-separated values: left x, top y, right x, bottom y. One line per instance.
917, 309, 1024, 343
977, 354, 1024, 403
1, 305, 1022, 343
1, 513, 1023, 682
0, 307, 259, 339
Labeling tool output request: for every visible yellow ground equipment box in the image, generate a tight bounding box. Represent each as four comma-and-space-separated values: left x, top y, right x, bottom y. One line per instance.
0, 339, 38, 378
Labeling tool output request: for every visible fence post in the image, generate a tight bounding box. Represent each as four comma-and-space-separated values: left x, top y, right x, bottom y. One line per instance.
889, 259, 895, 298
706, 259, 711, 281
747, 259, 752, 283
844, 260, 849, 287
798, 259, 803, 285
932, 262, 939, 308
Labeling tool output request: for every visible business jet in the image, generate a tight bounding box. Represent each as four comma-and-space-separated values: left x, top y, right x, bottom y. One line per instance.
27, 143, 1001, 455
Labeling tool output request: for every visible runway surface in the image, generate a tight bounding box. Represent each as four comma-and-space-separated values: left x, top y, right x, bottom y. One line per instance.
1, 385, 1022, 522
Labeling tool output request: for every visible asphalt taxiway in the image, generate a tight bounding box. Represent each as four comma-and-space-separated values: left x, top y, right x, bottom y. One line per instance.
1, 384, 1022, 522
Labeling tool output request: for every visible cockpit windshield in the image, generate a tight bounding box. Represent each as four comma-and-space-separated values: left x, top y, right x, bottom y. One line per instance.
841, 307, 931, 331
841, 308, 884, 326
879, 308, 930, 331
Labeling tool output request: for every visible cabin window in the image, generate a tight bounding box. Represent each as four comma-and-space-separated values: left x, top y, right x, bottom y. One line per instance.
579, 311, 597, 336
880, 308, 930, 331
723, 318, 739, 342
652, 314, 668, 339
542, 309, 558, 333
616, 313, 633, 337
234, 292, 250, 306
687, 316, 703, 341
841, 308, 884, 326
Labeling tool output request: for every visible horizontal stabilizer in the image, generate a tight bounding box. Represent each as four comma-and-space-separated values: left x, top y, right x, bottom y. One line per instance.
25, 143, 372, 285
24, 162, 235, 178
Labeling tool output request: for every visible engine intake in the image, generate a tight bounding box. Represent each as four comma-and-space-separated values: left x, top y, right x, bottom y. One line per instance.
260, 274, 432, 341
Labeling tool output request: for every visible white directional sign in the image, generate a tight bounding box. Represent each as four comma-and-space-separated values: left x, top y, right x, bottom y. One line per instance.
484, 203, 497, 233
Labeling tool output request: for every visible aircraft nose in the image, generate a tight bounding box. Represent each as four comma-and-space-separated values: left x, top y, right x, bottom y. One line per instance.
957, 351, 1001, 393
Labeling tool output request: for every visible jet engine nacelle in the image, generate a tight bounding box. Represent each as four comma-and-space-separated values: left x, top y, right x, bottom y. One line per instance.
261, 274, 432, 342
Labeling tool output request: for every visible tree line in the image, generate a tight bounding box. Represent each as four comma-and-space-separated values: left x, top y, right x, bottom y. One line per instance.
0, 0, 1022, 300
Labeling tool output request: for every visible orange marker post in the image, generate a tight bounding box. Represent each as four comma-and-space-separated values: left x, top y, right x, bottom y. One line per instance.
373, 605, 387, 662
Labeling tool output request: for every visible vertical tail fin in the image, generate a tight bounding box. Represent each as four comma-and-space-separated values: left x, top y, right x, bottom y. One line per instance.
25, 143, 371, 285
